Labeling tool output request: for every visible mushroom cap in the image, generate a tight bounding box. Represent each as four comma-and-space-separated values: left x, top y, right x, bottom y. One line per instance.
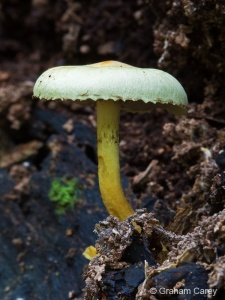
33, 61, 188, 115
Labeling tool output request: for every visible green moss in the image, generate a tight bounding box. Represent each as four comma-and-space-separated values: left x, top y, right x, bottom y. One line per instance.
48, 177, 81, 214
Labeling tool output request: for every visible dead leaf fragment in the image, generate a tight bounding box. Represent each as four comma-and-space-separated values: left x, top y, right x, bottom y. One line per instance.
0, 140, 43, 168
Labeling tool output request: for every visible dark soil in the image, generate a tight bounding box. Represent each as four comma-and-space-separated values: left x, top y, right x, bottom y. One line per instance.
0, 1, 225, 299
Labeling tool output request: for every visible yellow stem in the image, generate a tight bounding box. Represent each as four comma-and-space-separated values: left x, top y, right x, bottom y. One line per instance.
97, 100, 135, 221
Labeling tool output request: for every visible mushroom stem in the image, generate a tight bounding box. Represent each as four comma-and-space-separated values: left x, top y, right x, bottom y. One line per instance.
97, 100, 135, 221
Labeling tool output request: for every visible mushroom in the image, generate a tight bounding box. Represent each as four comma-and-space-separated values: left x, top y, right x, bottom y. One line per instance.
33, 60, 188, 221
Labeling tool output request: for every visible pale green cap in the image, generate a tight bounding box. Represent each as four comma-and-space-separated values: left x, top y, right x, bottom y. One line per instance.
33, 61, 188, 115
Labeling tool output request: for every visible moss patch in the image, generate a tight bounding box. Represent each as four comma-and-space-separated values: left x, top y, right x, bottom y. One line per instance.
48, 177, 81, 214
